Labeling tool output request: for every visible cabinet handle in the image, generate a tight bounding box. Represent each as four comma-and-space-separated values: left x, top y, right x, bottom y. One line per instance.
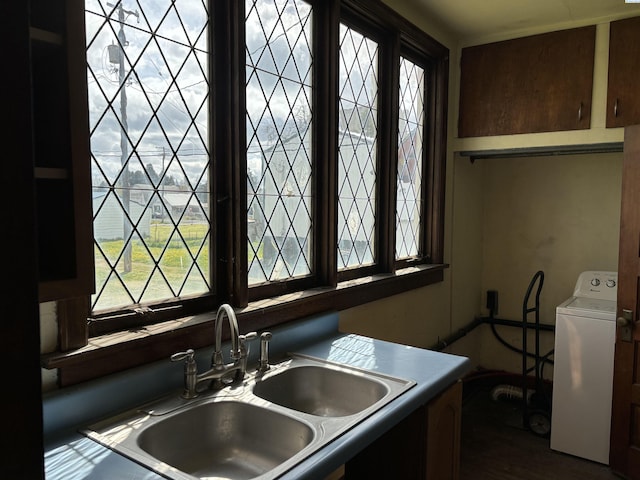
614, 98, 619, 117
578, 102, 583, 121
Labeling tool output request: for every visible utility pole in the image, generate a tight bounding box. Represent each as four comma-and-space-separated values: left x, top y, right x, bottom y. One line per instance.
107, 1, 139, 273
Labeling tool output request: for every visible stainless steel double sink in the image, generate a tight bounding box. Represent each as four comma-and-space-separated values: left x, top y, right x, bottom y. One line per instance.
83, 354, 415, 480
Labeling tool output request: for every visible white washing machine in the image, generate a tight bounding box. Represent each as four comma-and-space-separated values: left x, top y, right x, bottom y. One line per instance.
550, 271, 617, 464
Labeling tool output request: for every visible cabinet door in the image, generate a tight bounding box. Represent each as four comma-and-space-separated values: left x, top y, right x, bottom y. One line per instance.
607, 16, 640, 128
344, 381, 462, 480
30, 0, 93, 301
459, 26, 595, 138
425, 380, 462, 480
344, 407, 426, 479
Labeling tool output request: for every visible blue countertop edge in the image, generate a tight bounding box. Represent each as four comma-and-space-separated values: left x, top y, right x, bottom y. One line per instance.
43, 312, 471, 480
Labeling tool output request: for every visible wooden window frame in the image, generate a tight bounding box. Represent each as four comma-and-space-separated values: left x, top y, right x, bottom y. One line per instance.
43, 0, 449, 387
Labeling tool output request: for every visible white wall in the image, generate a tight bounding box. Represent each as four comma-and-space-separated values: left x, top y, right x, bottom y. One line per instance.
453, 153, 621, 374
342, 153, 622, 376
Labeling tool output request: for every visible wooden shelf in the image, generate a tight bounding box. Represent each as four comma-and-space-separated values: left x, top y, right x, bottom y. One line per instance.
34, 167, 69, 180
29, 27, 63, 45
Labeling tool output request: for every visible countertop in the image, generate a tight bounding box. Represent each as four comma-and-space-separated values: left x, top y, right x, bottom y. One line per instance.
44, 312, 471, 480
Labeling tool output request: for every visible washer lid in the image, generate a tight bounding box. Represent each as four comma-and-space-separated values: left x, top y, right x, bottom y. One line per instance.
557, 296, 617, 320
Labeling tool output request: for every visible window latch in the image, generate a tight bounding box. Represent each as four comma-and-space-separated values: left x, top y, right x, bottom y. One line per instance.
133, 306, 154, 315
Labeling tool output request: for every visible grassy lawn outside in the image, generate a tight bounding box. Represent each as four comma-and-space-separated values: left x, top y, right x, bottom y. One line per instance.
93, 222, 270, 309
93, 222, 211, 309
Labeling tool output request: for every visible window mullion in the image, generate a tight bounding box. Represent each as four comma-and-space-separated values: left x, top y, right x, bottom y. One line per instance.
420, 65, 436, 263
213, 0, 246, 306
232, 0, 248, 306
425, 55, 448, 264
314, 0, 340, 287
212, 0, 231, 303
377, 34, 401, 274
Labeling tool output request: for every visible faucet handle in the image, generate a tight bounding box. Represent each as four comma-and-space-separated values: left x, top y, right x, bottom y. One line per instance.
171, 349, 195, 363
170, 349, 198, 399
231, 332, 257, 360
240, 331, 258, 342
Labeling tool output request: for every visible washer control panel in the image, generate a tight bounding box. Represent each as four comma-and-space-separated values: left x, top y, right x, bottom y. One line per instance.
573, 271, 618, 301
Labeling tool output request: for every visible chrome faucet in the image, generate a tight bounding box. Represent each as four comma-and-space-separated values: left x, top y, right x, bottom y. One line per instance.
212, 303, 241, 371
171, 304, 256, 398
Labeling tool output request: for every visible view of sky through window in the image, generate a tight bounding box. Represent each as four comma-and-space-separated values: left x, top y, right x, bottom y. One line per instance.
396, 56, 425, 260
86, 0, 211, 311
85, 0, 419, 311
337, 24, 378, 270
246, 0, 313, 285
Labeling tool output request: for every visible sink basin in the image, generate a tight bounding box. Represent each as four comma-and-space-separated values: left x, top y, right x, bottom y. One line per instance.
83, 354, 415, 480
86, 398, 316, 480
253, 365, 388, 416
137, 401, 313, 479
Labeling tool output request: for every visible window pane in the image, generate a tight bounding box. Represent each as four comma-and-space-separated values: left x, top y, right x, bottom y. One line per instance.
337, 25, 378, 270
396, 57, 424, 259
246, 0, 313, 284
86, 0, 210, 311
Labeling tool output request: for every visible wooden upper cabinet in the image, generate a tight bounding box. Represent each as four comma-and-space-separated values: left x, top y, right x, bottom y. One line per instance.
30, 0, 94, 302
458, 26, 596, 138
607, 16, 640, 128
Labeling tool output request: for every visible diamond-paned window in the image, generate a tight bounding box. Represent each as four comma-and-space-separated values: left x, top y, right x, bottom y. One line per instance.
85, 0, 210, 311
337, 24, 378, 270
246, 0, 313, 284
396, 56, 425, 259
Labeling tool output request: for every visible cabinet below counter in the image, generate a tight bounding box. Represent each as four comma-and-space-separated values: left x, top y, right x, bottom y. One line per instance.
44, 313, 471, 480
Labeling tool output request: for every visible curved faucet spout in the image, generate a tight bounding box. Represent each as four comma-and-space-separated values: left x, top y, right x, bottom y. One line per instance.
213, 304, 240, 368
172, 303, 256, 394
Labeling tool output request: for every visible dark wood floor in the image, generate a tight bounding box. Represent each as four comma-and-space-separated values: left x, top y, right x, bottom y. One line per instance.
460, 382, 622, 480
